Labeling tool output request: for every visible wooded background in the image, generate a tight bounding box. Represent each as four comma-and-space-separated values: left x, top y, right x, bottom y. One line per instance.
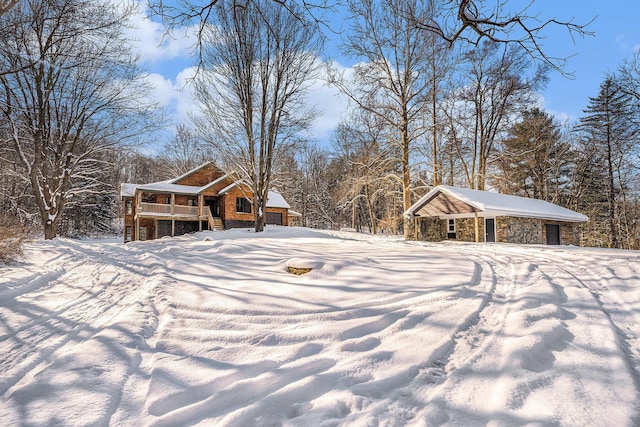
1, 0, 639, 249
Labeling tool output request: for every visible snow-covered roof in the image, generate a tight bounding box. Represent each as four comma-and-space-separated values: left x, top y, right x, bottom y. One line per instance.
122, 168, 235, 199
136, 182, 203, 195
267, 191, 290, 209
121, 181, 291, 209
121, 181, 203, 197
405, 185, 588, 223
288, 210, 302, 217
217, 181, 242, 195
217, 182, 290, 208
120, 183, 137, 198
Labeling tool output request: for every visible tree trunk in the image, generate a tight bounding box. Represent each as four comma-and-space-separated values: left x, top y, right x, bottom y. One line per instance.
401, 120, 414, 239
605, 122, 619, 248
254, 189, 265, 232
432, 78, 439, 187
364, 184, 377, 234
44, 221, 58, 240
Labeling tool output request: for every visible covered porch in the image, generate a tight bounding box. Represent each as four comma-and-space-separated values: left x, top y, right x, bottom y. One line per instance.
132, 187, 223, 240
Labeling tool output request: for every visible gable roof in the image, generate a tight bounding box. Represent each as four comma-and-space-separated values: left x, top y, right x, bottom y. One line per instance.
218, 181, 291, 208
266, 191, 291, 209
169, 162, 223, 184
405, 185, 588, 223
121, 180, 202, 197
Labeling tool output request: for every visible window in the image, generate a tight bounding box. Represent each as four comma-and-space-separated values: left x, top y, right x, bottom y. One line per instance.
165, 197, 171, 204
187, 198, 196, 207
447, 218, 456, 239
139, 226, 148, 241
236, 197, 252, 213
125, 226, 132, 242
125, 200, 132, 215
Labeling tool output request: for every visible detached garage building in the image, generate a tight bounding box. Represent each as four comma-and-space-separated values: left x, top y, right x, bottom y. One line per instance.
404, 185, 588, 245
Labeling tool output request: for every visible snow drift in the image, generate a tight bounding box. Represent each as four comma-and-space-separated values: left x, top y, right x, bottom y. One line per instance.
1, 227, 639, 426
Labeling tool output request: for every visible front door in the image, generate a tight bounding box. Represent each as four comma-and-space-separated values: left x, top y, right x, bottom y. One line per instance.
205, 198, 221, 217
485, 218, 496, 242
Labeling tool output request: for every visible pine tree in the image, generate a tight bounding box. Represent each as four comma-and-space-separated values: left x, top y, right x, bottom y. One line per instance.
498, 108, 571, 203
577, 77, 640, 248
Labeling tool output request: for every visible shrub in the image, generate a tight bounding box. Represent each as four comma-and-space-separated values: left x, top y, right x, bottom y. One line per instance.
0, 214, 28, 264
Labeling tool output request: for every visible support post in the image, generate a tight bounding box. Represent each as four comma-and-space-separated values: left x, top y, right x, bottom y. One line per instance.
198, 194, 204, 231
135, 192, 141, 241
474, 212, 479, 243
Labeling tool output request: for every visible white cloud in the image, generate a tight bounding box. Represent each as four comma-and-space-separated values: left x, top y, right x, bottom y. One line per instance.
126, 2, 198, 64
143, 69, 197, 123
306, 80, 348, 142
306, 60, 355, 142
139, 49, 356, 146
172, 67, 199, 125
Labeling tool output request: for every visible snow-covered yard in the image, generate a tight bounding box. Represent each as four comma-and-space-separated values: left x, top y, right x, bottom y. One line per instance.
1, 227, 639, 426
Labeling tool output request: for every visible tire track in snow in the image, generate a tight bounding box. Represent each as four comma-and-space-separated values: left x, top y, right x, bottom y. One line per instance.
127, 239, 487, 426
0, 240, 165, 426
338, 244, 498, 424
412, 249, 524, 424
394, 244, 589, 425
530, 250, 640, 425
422, 245, 639, 426
0, 262, 123, 395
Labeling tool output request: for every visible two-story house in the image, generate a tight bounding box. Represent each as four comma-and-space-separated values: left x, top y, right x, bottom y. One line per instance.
121, 163, 291, 242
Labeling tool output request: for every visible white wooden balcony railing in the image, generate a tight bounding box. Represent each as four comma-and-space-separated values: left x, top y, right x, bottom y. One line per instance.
139, 203, 199, 217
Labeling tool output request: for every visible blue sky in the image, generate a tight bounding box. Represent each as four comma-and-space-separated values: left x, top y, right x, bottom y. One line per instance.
132, 1, 640, 145
533, 0, 640, 123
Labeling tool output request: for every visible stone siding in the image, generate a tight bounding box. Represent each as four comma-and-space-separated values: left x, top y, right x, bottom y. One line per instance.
455, 217, 484, 242
225, 219, 255, 229
157, 220, 200, 238
502, 217, 543, 244
416, 217, 446, 241
415, 215, 581, 245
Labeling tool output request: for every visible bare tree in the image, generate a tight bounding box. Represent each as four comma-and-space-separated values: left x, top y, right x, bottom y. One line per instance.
443, 41, 545, 190
328, 0, 439, 239
0, 0, 162, 239
191, 0, 322, 232
0, 0, 17, 15
412, 0, 592, 74
158, 124, 213, 177
150, 1, 591, 74
332, 109, 397, 234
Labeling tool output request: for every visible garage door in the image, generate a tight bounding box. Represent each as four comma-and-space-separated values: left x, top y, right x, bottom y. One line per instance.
266, 212, 283, 225
546, 224, 560, 245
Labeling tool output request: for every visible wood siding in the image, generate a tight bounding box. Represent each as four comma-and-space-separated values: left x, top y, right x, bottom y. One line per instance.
173, 164, 226, 186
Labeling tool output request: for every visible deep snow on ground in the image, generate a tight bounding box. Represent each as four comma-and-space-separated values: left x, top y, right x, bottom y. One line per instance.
1, 227, 639, 426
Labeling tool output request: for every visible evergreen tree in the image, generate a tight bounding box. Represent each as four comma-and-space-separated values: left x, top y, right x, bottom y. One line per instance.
577, 77, 640, 248
498, 108, 572, 203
